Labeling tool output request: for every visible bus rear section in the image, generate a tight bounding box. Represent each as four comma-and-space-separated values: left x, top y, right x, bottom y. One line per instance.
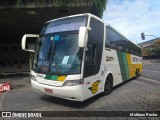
104, 25, 142, 86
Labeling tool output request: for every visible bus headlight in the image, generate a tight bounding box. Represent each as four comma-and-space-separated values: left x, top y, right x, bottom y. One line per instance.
63, 80, 83, 86
31, 75, 37, 81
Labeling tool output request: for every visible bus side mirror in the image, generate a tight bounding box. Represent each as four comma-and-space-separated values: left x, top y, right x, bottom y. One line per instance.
22, 34, 39, 52
78, 27, 91, 48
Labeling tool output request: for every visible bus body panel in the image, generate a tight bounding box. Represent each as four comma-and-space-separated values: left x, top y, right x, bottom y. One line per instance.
31, 71, 81, 87
31, 71, 83, 101
25, 13, 142, 101
82, 74, 104, 100
31, 80, 83, 101
104, 49, 123, 86
81, 15, 105, 100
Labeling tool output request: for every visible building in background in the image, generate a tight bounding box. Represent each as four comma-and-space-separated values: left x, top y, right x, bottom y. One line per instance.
0, 0, 107, 75
138, 38, 160, 60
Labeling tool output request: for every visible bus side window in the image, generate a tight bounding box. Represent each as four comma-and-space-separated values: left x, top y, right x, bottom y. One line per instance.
126, 48, 129, 52
85, 43, 96, 65
105, 41, 110, 48
105, 27, 118, 50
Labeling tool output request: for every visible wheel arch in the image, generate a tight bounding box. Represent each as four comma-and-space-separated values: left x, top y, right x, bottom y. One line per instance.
103, 71, 113, 94
104, 71, 113, 86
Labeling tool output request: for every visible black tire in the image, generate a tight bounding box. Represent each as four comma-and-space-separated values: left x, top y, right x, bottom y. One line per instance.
104, 75, 113, 95
135, 69, 140, 79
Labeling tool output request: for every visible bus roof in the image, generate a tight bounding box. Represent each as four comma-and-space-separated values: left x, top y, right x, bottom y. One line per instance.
45, 13, 141, 48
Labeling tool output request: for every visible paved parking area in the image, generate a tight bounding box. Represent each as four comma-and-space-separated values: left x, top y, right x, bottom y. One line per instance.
0, 75, 159, 120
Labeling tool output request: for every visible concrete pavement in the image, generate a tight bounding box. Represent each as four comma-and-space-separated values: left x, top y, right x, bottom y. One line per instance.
0, 76, 159, 120
0, 64, 159, 119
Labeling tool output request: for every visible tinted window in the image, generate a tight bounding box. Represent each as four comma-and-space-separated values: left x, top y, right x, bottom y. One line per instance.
84, 17, 104, 77
105, 26, 141, 56
85, 43, 96, 65
41, 16, 87, 34
105, 27, 118, 49
117, 36, 125, 51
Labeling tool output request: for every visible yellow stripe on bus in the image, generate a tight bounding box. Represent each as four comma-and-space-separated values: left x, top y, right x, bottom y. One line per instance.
126, 53, 133, 78
57, 76, 67, 81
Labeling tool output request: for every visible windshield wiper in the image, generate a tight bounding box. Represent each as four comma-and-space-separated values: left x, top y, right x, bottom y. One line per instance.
50, 42, 62, 74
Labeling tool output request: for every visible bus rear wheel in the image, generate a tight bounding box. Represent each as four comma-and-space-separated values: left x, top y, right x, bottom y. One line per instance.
135, 68, 140, 79
104, 75, 113, 95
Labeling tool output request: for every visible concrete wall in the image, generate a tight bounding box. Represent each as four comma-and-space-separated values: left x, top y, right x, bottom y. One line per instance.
0, 44, 29, 75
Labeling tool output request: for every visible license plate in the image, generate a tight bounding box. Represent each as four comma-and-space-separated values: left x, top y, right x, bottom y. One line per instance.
44, 88, 53, 93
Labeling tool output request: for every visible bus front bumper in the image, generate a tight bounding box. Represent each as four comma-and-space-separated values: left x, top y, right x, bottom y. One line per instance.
31, 80, 84, 101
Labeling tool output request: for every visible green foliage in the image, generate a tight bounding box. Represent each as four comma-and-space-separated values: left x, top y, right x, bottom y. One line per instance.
142, 40, 160, 57
16, 0, 22, 7
92, 0, 107, 17
34, 0, 46, 6
14, 0, 107, 18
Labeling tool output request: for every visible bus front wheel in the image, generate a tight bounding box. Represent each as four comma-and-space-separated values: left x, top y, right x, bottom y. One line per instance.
104, 75, 113, 95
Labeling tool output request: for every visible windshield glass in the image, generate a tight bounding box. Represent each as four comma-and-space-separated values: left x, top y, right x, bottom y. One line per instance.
40, 16, 87, 34
33, 32, 83, 74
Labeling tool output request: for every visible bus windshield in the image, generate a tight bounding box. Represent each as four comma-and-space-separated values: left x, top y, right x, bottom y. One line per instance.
33, 32, 83, 74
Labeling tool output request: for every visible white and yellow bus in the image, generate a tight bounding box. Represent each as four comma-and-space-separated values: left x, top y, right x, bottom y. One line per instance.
22, 13, 142, 101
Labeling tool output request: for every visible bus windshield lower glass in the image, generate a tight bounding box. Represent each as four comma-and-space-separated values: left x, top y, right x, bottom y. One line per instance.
33, 32, 83, 74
